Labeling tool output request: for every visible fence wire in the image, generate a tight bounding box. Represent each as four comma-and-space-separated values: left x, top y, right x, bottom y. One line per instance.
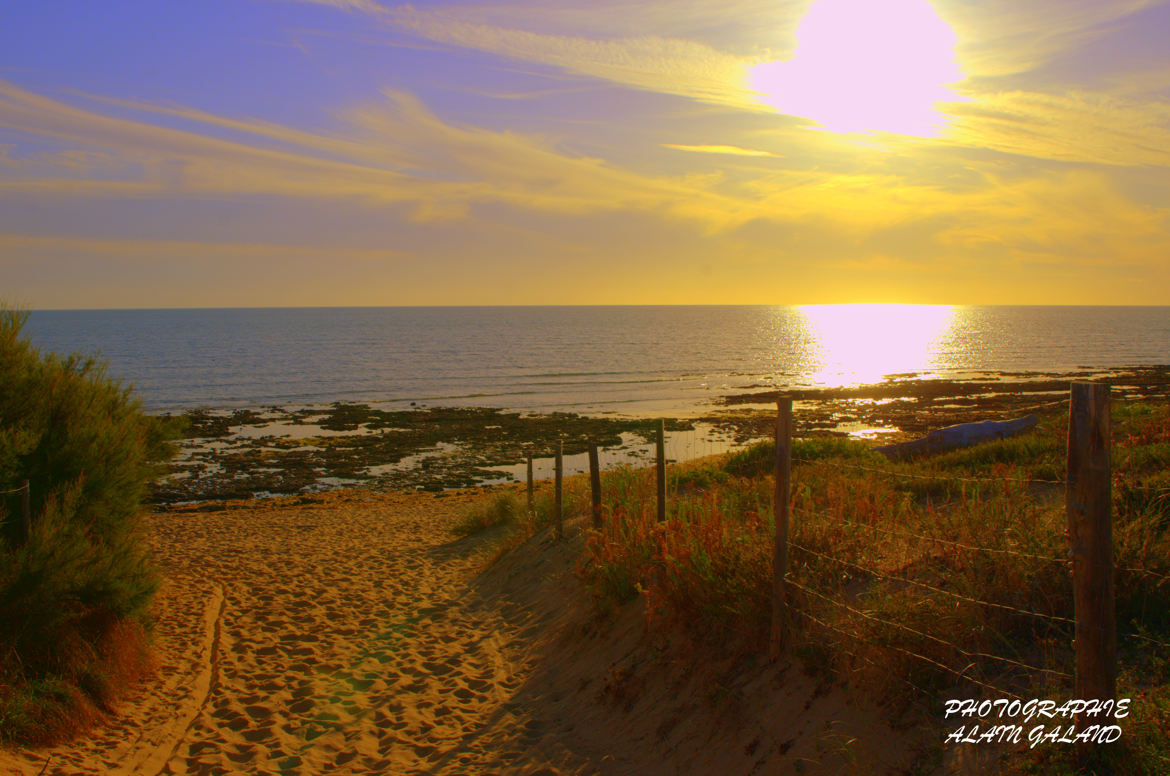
795, 457, 1066, 486
795, 601, 1026, 702
788, 538, 1077, 628
787, 578, 1073, 680
791, 505, 1070, 566
533, 404, 1170, 704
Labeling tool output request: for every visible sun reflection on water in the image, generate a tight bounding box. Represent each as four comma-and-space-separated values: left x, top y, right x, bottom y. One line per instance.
799, 304, 957, 386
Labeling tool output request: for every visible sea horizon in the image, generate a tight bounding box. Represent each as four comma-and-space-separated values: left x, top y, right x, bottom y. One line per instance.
21, 305, 1170, 415
24, 303, 1170, 312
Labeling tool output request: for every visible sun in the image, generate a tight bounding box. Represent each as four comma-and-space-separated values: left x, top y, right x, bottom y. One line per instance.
799, 304, 957, 386
749, 0, 963, 136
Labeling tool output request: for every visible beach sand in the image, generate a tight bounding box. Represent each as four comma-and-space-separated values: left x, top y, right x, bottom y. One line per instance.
1, 487, 929, 775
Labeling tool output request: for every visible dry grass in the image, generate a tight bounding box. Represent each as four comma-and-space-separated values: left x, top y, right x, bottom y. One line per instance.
576, 402, 1170, 774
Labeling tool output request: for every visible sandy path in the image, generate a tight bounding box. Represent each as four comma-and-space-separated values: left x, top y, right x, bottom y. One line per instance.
2, 485, 933, 776
1, 489, 550, 776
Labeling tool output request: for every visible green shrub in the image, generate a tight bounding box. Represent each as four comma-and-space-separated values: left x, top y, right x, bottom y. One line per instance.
0, 307, 179, 743
722, 436, 877, 477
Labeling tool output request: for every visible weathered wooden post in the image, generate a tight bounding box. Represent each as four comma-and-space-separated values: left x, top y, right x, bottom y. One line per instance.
526, 453, 534, 515
589, 444, 602, 530
21, 480, 31, 543
1066, 383, 1115, 755
555, 441, 564, 540
770, 399, 793, 660
656, 419, 666, 522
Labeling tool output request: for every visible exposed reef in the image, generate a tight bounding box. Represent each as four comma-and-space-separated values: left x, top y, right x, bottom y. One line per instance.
153, 366, 1170, 506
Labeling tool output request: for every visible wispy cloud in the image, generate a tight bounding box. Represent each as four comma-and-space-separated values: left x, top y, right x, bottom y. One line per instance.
942, 0, 1164, 79
942, 89, 1170, 167
386, 7, 760, 108
0, 232, 404, 260
664, 143, 782, 158
285, 0, 1170, 169
0, 80, 753, 227
294, 0, 387, 13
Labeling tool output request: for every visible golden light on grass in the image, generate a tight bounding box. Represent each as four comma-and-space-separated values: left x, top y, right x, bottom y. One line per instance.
799, 303, 957, 386
749, 0, 963, 136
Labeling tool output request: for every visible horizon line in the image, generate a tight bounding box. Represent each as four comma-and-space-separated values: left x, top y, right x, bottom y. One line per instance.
19, 302, 1170, 313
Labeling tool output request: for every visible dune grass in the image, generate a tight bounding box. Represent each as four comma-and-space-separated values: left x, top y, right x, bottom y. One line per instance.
570, 402, 1170, 774
0, 307, 180, 744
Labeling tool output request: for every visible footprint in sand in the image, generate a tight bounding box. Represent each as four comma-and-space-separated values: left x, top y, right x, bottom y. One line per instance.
289, 698, 314, 715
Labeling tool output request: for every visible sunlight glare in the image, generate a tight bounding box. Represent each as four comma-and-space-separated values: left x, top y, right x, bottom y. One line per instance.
750, 0, 963, 136
799, 304, 956, 386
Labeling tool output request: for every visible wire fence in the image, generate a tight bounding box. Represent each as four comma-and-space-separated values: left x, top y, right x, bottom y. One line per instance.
515, 385, 1167, 732
783, 448, 1170, 702
521, 385, 1168, 756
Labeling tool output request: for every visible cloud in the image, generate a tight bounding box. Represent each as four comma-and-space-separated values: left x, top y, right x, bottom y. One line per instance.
288, 0, 1170, 168
297, 0, 804, 51
386, 7, 760, 108
0, 232, 404, 261
931, 169, 1170, 267
942, 89, 1170, 167
6, 79, 1168, 251
291, 0, 785, 107
293, 0, 388, 13
0, 80, 444, 205
941, 0, 1164, 79
0, 80, 757, 228
663, 144, 783, 158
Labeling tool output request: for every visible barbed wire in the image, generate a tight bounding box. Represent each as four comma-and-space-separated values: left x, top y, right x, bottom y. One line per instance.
1118, 628, 1170, 650
1114, 483, 1170, 495
1012, 398, 1068, 413
790, 537, 1170, 651
794, 457, 1066, 486
791, 505, 1070, 566
788, 539, 1077, 627
797, 455, 1170, 494
1115, 564, 1170, 584
793, 504, 1170, 587
787, 578, 1073, 680
795, 599, 1024, 702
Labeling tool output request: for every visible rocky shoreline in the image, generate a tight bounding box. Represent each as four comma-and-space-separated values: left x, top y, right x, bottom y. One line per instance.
152, 365, 1170, 506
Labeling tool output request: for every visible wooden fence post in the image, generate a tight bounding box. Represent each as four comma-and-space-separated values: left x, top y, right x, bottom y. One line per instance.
589, 444, 602, 530
770, 399, 793, 660
526, 453, 534, 515
656, 419, 666, 522
1066, 383, 1115, 754
21, 480, 31, 543
555, 441, 564, 540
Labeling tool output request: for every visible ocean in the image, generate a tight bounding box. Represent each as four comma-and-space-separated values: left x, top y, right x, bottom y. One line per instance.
21, 305, 1170, 415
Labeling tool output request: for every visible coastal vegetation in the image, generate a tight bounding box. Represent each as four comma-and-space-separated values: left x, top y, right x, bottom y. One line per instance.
0, 309, 179, 743
462, 399, 1170, 773
152, 367, 1170, 505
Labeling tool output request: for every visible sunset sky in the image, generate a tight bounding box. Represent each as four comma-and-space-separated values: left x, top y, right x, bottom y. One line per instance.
3, 0, 1170, 308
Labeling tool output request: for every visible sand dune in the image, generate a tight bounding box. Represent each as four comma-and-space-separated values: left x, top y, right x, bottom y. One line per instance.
1, 487, 927, 775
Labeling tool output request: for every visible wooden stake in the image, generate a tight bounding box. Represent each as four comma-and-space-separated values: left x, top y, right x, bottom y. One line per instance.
1066, 383, 1115, 754
770, 399, 793, 660
589, 444, 602, 530
21, 480, 31, 543
555, 441, 563, 540
656, 419, 666, 522
526, 453, 534, 515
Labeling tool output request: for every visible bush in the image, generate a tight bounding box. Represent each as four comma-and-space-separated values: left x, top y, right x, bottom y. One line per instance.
0, 307, 178, 743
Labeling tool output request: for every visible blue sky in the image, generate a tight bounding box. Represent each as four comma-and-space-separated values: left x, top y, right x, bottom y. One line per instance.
3, 0, 1170, 307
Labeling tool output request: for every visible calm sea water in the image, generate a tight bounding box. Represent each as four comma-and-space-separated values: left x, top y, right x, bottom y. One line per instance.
21, 306, 1170, 415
